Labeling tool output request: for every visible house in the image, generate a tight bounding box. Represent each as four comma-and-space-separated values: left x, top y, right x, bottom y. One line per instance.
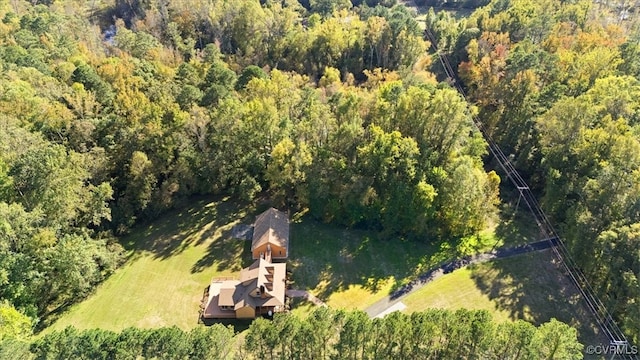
251, 208, 289, 260
201, 208, 290, 319
202, 257, 287, 319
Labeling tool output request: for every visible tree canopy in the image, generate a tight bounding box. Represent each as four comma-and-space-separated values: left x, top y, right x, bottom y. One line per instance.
17, 309, 582, 360
1, 0, 631, 351
446, 0, 640, 345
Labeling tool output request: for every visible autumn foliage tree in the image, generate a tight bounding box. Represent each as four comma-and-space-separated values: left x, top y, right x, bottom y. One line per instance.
443, 0, 640, 344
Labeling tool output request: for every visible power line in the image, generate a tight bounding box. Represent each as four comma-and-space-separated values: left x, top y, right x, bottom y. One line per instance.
424, 27, 637, 359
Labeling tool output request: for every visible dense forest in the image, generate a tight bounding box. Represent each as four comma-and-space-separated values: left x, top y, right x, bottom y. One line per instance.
0, 0, 638, 356
442, 0, 640, 345
0, 0, 500, 329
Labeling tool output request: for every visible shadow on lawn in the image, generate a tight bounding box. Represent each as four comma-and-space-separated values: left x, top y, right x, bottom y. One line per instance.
200, 317, 252, 333
493, 191, 544, 248
190, 203, 280, 274
190, 228, 253, 274
124, 195, 254, 262
469, 250, 606, 345
287, 217, 448, 303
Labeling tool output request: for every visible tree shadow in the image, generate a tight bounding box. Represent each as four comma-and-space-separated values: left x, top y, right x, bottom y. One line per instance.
287, 216, 449, 304
182, 203, 448, 306
190, 227, 253, 274
494, 192, 544, 248
199, 318, 252, 334
190, 203, 278, 274
122, 195, 253, 261
37, 196, 253, 332
469, 249, 607, 346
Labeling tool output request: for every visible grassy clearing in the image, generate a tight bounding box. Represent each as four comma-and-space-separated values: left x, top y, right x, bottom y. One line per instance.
45, 196, 254, 333
288, 298, 316, 319
46, 197, 454, 332
45, 195, 505, 332
287, 199, 539, 311
288, 218, 449, 311
402, 250, 606, 346
45, 190, 583, 340
402, 266, 513, 322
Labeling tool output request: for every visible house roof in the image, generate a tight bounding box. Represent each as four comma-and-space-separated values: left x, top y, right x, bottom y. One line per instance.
218, 281, 238, 307
239, 259, 261, 283
239, 257, 287, 307
203, 280, 240, 318
252, 208, 289, 252
204, 258, 287, 317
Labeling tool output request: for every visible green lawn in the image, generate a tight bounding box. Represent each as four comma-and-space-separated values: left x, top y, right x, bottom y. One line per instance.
45, 194, 589, 342
288, 298, 315, 319
45, 196, 255, 332
402, 250, 607, 346
286, 193, 544, 311
403, 265, 513, 322
44, 196, 506, 332
288, 219, 445, 310
46, 197, 453, 332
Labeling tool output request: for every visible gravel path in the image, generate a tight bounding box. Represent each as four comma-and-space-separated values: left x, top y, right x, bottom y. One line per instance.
364, 238, 558, 318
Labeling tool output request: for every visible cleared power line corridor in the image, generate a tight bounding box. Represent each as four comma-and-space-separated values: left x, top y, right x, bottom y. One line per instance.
424, 27, 637, 359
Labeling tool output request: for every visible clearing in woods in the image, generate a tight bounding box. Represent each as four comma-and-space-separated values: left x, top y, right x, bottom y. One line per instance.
45, 196, 599, 346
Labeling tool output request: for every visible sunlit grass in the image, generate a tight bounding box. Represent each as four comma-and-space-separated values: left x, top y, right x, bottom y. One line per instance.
45, 193, 592, 345
46, 198, 445, 333
323, 280, 396, 310
288, 298, 315, 319
288, 219, 448, 311
402, 250, 606, 345
403, 266, 513, 322
45, 197, 251, 333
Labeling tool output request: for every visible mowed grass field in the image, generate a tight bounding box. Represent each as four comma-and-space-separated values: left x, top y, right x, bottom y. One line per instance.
46, 197, 461, 332
46, 196, 255, 332
46, 194, 595, 345
289, 218, 445, 311
402, 250, 606, 346
45, 195, 505, 332
287, 195, 542, 311
288, 215, 524, 311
